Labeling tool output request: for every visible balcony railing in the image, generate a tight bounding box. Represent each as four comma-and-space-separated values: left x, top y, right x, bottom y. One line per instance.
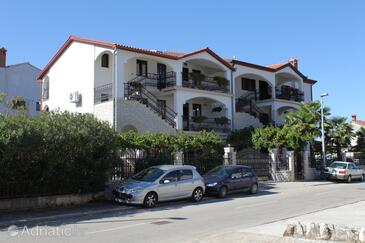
94, 83, 112, 104
135, 71, 176, 89
275, 87, 304, 102
182, 116, 231, 133
181, 74, 229, 93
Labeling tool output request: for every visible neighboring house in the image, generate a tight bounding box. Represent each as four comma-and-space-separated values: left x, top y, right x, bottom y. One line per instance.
0, 47, 41, 116
351, 114, 365, 147
37, 36, 316, 135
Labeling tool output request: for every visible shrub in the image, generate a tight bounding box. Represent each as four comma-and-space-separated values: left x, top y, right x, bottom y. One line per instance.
213, 76, 229, 87
214, 116, 229, 126
190, 72, 205, 85
0, 111, 119, 197
192, 116, 207, 123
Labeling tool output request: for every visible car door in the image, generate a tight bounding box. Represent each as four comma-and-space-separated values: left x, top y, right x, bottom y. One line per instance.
347, 163, 357, 178
157, 170, 180, 201
177, 169, 194, 198
352, 164, 362, 178
227, 167, 244, 191
241, 167, 254, 189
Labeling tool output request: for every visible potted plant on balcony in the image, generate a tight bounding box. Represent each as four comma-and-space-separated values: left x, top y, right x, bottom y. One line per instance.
213, 76, 229, 87
129, 81, 143, 90
214, 116, 229, 126
192, 116, 207, 123
190, 72, 205, 86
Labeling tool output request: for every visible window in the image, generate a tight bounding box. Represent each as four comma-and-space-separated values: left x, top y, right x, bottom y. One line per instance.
42, 78, 49, 100
162, 170, 179, 182
241, 78, 256, 91
192, 104, 202, 117
136, 60, 147, 77
231, 168, 243, 179
100, 93, 109, 102
180, 170, 193, 180
182, 68, 189, 81
242, 167, 253, 177
101, 54, 109, 68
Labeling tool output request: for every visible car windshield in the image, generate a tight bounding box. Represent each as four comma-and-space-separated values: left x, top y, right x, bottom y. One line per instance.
205, 166, 228, 177
330, 162, 347, 169
132, 167, 165, 182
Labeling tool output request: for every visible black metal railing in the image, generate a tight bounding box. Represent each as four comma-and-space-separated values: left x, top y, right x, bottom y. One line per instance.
132, 71, 176, 90
275, 87, 304, 102
181, 74, 229, 93
235, 92, 271, 126
94, 83, 113, 104
124, 83, 177, 128
182, 116, 231, 133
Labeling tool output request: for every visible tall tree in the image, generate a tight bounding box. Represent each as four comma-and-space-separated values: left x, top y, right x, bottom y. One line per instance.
355, 127, 365, 152
328, 117, 353, 159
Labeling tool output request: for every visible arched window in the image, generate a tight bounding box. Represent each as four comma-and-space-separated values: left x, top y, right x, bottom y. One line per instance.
101, 54, 109, 68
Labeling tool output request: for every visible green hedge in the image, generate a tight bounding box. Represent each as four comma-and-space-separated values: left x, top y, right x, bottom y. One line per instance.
0, 111, 119, 197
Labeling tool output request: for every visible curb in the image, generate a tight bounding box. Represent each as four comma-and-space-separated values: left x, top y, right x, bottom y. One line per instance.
0, 204, 135, 228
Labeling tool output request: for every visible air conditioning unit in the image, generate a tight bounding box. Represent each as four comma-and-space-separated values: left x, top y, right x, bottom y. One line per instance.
69, 91, 81, 103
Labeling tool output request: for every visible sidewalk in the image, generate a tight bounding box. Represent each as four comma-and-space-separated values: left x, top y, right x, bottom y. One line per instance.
204, 200, 365, 242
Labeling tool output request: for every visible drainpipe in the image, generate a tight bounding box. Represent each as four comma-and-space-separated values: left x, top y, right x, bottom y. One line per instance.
113, 48, 118, 132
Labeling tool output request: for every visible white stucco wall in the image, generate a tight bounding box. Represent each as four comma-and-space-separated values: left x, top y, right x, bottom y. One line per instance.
0, 63, 40, 116
42, 42, 100, 113
94, 101, 113, 126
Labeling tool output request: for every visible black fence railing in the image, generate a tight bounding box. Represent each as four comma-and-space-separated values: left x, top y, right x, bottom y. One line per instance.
182, 116, 231, 133
275, 88, 304, 102
94, 83, 113, 104
134, 71, 176, 90
181, 74, 229, 93
124, 83, 177, 128
235, 92, 271, 125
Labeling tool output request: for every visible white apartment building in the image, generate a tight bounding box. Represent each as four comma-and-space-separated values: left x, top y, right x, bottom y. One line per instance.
0, 48, 41, 116
37, 36, 316, 135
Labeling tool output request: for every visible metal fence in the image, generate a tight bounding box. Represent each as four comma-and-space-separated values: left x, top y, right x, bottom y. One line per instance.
236, 148, 270, 178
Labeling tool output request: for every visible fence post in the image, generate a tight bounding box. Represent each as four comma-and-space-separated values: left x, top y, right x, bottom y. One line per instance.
303, 144, 315, 180
224, 146, 236, 165
174, 151, 184, 165
269, 148, 278, 173
287, 150, 295, 181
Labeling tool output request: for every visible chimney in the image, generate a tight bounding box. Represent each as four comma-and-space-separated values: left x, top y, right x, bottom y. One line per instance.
0, 48, 6, 68
289, 57, 298, 69
352, 114, 357, 122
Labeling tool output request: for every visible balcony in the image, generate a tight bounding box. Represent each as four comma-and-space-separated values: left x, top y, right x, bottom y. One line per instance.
182, 116, 231, 133
275, 86, 304, 102
181, 73, 229, 93
94, 83, 112, 104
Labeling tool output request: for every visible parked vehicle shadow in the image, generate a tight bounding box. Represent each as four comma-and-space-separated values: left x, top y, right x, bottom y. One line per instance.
0, 183, 278, 230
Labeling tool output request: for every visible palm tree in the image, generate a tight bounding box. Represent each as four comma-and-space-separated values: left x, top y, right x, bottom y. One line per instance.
355, 127, 365, 152
285, 101, 331, 145
328, 117, 353, 159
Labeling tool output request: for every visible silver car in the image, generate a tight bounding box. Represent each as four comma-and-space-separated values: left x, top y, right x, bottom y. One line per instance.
113, 165, 205, 208
324, 161, 365, 183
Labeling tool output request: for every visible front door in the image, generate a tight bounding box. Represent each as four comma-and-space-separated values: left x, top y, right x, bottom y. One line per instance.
183, 103, 189, 130
178, 169, 194, 197
259, 81, 270, 100
157, 63, 167, 89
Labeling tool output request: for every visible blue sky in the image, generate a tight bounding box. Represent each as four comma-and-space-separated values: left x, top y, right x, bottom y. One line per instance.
2, 0, 364, 120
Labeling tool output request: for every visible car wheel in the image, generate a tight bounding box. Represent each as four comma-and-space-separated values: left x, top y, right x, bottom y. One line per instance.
347, 175, 352, 183
192, 187, 203, 202
361, 174, 365, 181
250, 183, 259, 194
143, 192, 158, 208
218, 186, 228, 198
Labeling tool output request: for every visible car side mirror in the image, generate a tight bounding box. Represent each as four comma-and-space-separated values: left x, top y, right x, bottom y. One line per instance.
160, 179, 170, 184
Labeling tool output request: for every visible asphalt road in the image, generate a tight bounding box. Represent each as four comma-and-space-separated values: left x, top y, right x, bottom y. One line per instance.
1, 181, 365, 243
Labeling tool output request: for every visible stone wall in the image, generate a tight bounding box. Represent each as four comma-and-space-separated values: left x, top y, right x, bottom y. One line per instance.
283, 221, 365, 242
117, 100, 177, 134
0, 192, 103, 212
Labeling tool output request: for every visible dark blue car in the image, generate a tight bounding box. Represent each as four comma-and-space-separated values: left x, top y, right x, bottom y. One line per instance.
203, 165, 258, 198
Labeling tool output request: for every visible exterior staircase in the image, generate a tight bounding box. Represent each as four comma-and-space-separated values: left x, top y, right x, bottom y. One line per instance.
124, 78, 177, 129
236, 92, 271, 126
271, 170, 291, 182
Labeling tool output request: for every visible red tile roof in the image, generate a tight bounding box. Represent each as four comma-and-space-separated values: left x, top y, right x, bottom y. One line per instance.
267, 63, 287, 69
37, 36, 233, 79
354, 121, 365, 127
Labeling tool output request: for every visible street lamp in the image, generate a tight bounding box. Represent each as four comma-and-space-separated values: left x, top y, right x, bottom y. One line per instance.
320, 93, 329, 168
